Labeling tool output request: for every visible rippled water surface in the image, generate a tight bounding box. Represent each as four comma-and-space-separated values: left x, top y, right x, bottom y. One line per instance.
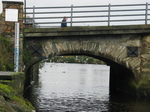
26, 63, 150, 112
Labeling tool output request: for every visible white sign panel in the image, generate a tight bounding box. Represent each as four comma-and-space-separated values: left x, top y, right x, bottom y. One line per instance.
5, 9, 18, 22
2, 0, 23, 2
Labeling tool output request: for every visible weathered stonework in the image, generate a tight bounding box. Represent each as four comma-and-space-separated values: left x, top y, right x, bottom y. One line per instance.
2, 1, 23, 34
23, 25, 150, 97
1, 1, 24, 72
0, 72, 25, 94
136, 35, 150, 97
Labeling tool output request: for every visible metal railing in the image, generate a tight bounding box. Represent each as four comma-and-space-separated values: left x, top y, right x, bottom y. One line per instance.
24, 3, 150, 28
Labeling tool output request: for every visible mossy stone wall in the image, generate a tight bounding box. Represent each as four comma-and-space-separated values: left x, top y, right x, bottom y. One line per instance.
0, 72, 26, 95
0, 83, 35, 112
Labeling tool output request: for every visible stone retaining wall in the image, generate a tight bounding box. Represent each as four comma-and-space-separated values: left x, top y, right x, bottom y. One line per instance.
0, 72, 25, 95
2, 1, 23, 34
1, 1, 24, 72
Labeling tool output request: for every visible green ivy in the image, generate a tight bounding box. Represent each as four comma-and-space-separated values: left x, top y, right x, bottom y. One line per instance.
0, 36, 14, 71
23, 49, 32, 65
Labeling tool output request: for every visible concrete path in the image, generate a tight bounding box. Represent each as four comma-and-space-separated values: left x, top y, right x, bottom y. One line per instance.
0, 71, 15, 80
0, 71, 15, 76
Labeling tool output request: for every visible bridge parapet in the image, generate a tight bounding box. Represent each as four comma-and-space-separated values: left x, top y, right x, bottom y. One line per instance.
24, 25, 150, 37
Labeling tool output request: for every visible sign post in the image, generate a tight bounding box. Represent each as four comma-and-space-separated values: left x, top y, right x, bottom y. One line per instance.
14, 22, 20, 72
5, 8, 19, 72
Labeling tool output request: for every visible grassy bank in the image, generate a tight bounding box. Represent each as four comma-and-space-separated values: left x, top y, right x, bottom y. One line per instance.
0, 14, 13, 70
0, 83, 35, 112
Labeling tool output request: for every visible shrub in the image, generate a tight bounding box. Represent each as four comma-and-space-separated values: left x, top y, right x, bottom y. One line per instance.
0, 36, 14, 71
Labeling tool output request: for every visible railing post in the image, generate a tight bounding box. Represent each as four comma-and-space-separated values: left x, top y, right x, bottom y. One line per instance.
71, 5, 73, 27
145, 2, 148, 25
24, 0, 26, 23
32, 6, 35, 28
108, 4, 111, 26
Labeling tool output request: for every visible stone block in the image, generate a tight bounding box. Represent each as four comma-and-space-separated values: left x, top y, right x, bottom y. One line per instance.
145, 36, 150, 43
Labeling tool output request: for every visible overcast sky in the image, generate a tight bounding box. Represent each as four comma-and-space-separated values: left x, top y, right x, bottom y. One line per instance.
0, 0, 149, 13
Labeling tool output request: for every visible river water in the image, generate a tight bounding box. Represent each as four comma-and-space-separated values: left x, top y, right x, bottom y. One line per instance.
26, 63, 150, 112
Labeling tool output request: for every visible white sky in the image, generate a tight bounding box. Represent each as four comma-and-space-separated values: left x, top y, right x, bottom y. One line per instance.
0, 0, 149, 13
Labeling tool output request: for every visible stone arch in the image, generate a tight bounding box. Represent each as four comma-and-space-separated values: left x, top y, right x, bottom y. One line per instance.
23, 26, 150, 97
26, 48, 137, 96
42, 40, 141, 82
24, 34, 143, 97
35, 41, 137, 96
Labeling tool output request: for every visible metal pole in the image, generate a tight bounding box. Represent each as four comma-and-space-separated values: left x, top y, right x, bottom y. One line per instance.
71, 5, 73, 27
33, 6, 35, 28
108, 3, 111, 26
24, 0, 26, 23
14, 22, 20, 72
145, 2, 148, 25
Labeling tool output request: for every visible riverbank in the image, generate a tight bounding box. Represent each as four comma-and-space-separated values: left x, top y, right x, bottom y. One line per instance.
0, 83, 35, 112
0, 71, 35, 112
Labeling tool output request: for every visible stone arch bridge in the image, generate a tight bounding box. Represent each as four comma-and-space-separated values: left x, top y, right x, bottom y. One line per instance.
24, 25, 150, 97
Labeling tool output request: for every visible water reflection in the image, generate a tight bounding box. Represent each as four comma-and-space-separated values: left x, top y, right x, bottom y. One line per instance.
26, 63, 150, 112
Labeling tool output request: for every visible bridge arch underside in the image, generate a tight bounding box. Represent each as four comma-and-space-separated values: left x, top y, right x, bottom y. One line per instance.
25, 34, 142, 97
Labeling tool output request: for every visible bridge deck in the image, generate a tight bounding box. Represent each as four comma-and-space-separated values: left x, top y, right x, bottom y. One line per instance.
24, 25, 150, 38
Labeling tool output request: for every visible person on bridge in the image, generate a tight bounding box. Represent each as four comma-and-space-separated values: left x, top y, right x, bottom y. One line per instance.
61, 17, 68, 27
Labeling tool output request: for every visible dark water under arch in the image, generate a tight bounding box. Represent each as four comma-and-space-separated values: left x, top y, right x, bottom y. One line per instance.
25, 63, 150, 112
